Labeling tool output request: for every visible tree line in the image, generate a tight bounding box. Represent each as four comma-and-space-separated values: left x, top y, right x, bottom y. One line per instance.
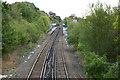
1, 1, 61, 54
64, 2, 119, 78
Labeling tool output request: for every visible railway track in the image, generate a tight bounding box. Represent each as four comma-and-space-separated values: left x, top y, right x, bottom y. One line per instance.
27, 27, 59, 80
40, 27, 69, 80
54, 27, 69, 79
27, 26, 69, 80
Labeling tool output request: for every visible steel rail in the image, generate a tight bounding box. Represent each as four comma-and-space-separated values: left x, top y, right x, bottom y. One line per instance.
27, 28, 58, 80
54, 27, 69, 79
40, 27, 60, 79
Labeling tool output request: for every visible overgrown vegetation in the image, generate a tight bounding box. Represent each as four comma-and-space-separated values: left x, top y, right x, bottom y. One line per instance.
65, 2, 119, 78
49, 11, 61, 23
2, 1, 60, 54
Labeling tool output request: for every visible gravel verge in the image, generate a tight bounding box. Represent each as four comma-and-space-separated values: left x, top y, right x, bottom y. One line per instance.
63, 36, 86, 78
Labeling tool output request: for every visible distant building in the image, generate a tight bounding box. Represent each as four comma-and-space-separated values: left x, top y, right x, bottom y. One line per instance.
72, 19, 77, 23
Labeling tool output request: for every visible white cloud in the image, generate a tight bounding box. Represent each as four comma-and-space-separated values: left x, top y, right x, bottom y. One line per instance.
3, 0, 118, 19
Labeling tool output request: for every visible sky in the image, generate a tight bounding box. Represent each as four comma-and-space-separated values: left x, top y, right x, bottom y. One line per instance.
3, 0, 118, 19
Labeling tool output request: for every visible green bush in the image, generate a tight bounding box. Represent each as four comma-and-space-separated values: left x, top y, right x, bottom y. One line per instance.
2, 1, 51, 54
37, 16, 50, 33
103, 62, 118, 78
84, 52, 108, 78
84, 52, 118, 78
66, 2, 118, 78
67, 22, 79, 47
67, 2, 117, 60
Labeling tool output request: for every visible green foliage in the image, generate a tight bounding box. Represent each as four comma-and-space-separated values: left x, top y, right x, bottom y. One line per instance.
89, 3, 115, 55
49, 11, 61, 23
11, 2, 42, 22
66, 2, 118, 78
112, 7, 120, 57
67, 22, 79, 47
2, 23, 20, 53
103, 62, 118, 78
67, 2, 117, 60
2, 1, 19, 53
0, 1, 2, 54
37, 16, 50, 33
84, 52, 108, 78
84, 52, 118, 78
63, 17, 71, 27
2, 1, 51, 54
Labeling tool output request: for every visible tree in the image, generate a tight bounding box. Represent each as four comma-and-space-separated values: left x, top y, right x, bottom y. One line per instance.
37, 16, 50, 33
2, 1, 52, 54
49, 11, 61, 23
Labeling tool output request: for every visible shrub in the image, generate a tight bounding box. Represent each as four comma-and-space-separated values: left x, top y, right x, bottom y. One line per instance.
2, 1, 51, 54
84, 52, 118, 78
103, 62, 118, 78
84, 52, 108, 78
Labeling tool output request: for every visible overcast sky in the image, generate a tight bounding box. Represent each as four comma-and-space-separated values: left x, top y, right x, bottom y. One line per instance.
3, 0, 118, 19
